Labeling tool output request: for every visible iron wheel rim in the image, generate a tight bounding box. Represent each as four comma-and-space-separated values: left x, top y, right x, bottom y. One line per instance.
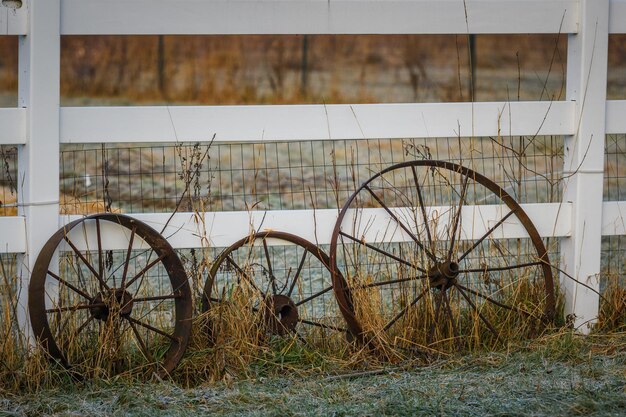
202, 231, 349, 342
28, 213, 193, 377
329, 160, 555, 355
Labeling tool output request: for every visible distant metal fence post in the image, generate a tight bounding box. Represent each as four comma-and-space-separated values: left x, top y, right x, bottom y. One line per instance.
16, 0, 61, 340
561, 0, 609, 331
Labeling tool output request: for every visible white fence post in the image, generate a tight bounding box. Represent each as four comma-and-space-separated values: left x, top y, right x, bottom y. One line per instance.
16, 0, 61, 339
561, 0, 609, 331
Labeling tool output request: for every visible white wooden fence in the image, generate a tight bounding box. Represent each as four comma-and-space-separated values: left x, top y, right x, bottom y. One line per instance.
1, 0, 625, 334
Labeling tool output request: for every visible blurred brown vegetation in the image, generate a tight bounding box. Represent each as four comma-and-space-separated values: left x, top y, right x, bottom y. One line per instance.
0, 34, 597, 105
0, 34, 624, 105
53, 34, 565, 104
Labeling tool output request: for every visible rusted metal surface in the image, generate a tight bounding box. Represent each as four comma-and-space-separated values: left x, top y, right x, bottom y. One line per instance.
329, 160, 556, 351
202, 231, 348, 340
264, 294, 299, 335
29, 213, 193, 377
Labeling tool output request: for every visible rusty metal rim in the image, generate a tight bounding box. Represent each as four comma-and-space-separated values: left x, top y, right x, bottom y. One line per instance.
201, 230, 348, 339
28, 213, 193, 377
328, 160, 556, 347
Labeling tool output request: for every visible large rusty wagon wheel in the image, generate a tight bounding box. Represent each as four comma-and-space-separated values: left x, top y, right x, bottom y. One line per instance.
329, 160, 555, 356
29, 213, 192, 377
202, 231, 348, 342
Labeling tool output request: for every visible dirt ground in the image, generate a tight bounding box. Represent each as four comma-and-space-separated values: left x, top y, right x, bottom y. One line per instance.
2, 332, 625, 417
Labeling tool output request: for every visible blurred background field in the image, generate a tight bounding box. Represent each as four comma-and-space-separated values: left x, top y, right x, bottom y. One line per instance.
0, 34, 582, 106
0, 34, 623, 106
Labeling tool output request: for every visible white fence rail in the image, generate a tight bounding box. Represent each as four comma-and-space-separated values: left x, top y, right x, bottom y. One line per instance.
1, 0, 625, 333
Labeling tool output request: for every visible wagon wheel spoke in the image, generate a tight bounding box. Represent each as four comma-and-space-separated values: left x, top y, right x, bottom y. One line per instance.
455, 283, 501, 343
427, 292, 443, 345
458, 210, 516, 262
225, 255, 263, 295
383, 287, 430, 332
287, 249, 308, 297
262, 239, 277, 295
411, 165, 434, 254
364, 185, 437, 263
441, 290, 461, 350
454, 283, 534, 318
96, 218, 104, 289
99, 248, 152, 289
353, 274, 428, 291
126, 316, 178, 343
46, 303, 105, 314
294, 285, 333, 307
133, 293, 181, 303
60, 314, 96, 352
63, 236, 109, 290
125, 252, 167, 289
205, 296, 224, 305
298, 319, 347, 332
120, 224, 136, 290
458, 261, 543, 274
74, 315, 95, 339
338, 231, 427, 273
128, 281, 188, 325
47, 270, 94, 302
447, 172, 470, 262
128, 318, 156, 363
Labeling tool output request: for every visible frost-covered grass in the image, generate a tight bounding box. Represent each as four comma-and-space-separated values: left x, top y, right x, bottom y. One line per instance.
2, 332, 625, 417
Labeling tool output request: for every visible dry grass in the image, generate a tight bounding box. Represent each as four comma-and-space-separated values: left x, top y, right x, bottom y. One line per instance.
343, 269, 564, 361
0, 230, 599, 395
0, 132, 614, 394
597, 275, 626, 333
1, 185, 120, 216
2, 330, 626, 416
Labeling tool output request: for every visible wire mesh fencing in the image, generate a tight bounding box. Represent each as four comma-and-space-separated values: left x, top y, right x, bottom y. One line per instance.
59, 135, 564, 215
0, 146, 17, 216
601, 134, 626, 295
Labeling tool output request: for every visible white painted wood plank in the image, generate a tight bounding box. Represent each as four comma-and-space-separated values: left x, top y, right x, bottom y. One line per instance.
0, 7, 5, 34
0, 0, 28, 35
0, 108, 26, 144
61, 202, 571, 251
0, 216, 26, 253
60, 0, 578, 35
602, 201, 626, 236
561, 0, 609, 330
610, 0, 626, 33
60, 101, 574, 144
17, 0, 61, 339
606, 100, 626, 134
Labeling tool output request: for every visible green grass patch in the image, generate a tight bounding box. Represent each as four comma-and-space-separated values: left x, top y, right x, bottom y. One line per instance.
2, 331, 625, 416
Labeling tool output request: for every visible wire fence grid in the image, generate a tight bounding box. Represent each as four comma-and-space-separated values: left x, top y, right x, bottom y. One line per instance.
0, 146, 17, 216
58, 135, 564, 215
0, 134, 624, 302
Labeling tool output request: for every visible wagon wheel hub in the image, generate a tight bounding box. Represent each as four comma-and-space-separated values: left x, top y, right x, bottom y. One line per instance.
90, 288, 134, 321
428, 261, 460, 291
264, 294, 299, 335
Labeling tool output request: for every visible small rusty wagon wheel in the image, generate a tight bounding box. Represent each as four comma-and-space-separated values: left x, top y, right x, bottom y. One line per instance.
202, 231, 348, 342
329, 160, 555, 356
29, 213, 192, 377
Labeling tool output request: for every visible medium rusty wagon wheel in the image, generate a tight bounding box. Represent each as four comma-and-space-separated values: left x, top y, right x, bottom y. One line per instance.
329, 160, 555, 356
29, 213, 192, 377
202, 231, 348, 342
